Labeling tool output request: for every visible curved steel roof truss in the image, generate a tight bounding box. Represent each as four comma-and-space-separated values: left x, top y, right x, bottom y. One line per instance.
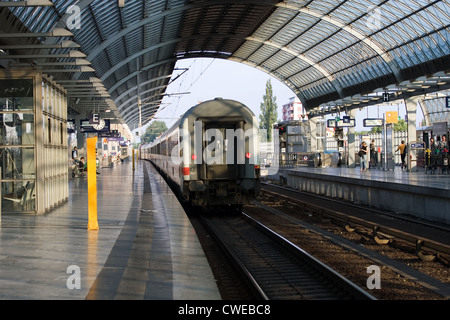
1, 0, 449, 127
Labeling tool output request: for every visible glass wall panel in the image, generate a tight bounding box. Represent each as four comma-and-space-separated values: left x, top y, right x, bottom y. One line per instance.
0, 75, 36, 213
0, 79, 34, 111
0, 147, 35, 180
0, 113, 34, 145
2, 180, 35, 212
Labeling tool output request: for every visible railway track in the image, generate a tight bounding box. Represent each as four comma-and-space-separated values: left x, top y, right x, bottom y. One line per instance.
239, 182, 450, 299
198, 212, 375, 300
261, 182, 450, 265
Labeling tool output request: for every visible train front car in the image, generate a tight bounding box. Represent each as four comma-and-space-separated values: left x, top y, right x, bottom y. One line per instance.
178, 98, 261, 209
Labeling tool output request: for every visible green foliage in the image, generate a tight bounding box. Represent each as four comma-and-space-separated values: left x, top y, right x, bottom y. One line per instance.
370, 126, 382, 133
141, 120, 168, 144
259, 79, 278, 142
394, 119, 407, 132
356, 119, 407, 135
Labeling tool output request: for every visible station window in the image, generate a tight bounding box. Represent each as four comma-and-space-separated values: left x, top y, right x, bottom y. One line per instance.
48, 118, 51, 143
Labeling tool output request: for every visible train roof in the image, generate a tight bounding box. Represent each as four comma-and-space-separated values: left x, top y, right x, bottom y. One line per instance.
145, 98, 255, 147
181, 98, 255, 121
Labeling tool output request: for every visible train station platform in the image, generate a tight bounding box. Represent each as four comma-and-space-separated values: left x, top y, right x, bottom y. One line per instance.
270, 166, 450, 226
0, 160, 221, 300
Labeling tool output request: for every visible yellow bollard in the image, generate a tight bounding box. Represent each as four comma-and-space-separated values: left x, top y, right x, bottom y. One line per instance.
87, 137, 99, 230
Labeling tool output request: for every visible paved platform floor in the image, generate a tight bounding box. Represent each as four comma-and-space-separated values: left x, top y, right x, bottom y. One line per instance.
269, 164, 450, 225
0, 160, 221, 300
287, 165, 450, 191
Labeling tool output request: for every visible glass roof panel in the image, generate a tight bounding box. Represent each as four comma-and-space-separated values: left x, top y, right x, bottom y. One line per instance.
2, 0, 448, 125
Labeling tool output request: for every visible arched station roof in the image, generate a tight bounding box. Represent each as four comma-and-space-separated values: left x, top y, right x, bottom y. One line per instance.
0, 0, 449, 128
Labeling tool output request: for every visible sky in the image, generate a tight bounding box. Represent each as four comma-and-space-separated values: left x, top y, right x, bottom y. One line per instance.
155, 58, 294, 128
145, 57, 421, 133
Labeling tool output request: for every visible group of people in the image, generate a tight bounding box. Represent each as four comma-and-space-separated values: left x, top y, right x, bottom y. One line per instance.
71, 147, 86, 177
359, 135, 449, 173
426, 135, 449, 173
429, 135, 449, 154
71, 146, 104, 176
358, 139, 378, 172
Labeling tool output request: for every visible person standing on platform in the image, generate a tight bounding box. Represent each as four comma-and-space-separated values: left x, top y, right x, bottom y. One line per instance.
72, 146, 78, 160
430, 137, 437, 150
439, 135, 449, 173
359, 141, 369, 172
370, 139, 377, 168
439, 135, 448, 153
395, 140, 407, 171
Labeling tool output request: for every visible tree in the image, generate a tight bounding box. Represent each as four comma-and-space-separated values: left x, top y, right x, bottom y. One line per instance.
259, 79, 278, 141
394, 119, 407, 132
141, 120, 168, 144
356, 119, 408, 135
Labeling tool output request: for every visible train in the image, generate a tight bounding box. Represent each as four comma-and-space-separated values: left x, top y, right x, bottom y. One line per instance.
140, 98, 261, 210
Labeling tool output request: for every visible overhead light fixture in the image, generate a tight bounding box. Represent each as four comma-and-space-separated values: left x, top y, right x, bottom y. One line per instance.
11, 58, 91, 67
118, 0, 125, 8
0, 28, 73, 38
1, 40, 80, 50
89, 77, 102, 83
0, 0, 54, 7
41, 66, 95, 73
0, 50, 87, 59
55, 78, 102, 85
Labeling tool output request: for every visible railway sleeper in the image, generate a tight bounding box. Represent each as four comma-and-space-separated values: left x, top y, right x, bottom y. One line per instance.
416, 239, 437, 262
372, 226, 392, 245
261, 186, 450, 266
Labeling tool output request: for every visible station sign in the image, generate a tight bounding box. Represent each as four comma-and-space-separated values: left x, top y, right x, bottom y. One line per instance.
67, 119, 76, 133
338, 118, 355, 127
327, 119, 336, 128
98, 129, 120, 138
327, 118, 355, 128
119, 140, 129, 146
446, 96, 450, 108
363, 118, 383, 127
80, 118, 110, 133
385, 111, 398, 124
89, 113, 100, 124
410, 142, 425, 149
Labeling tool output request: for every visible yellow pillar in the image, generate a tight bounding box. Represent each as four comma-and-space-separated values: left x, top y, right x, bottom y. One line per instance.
87, 137, 99, 230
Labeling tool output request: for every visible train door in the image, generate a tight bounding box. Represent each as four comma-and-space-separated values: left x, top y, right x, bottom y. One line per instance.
201, 121, 244, 180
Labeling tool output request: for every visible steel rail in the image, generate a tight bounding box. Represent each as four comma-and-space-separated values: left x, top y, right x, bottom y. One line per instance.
199, 213, 375, 300
261, 183, 450, 263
